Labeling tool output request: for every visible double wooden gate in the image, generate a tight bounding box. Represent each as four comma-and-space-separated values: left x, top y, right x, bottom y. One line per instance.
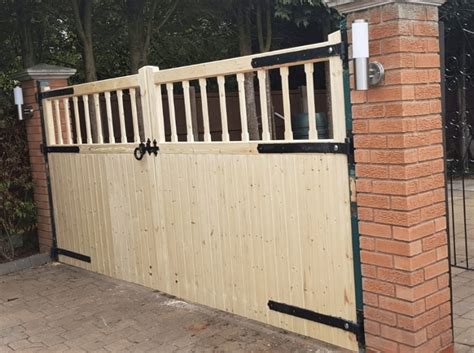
40, 29, 362, 351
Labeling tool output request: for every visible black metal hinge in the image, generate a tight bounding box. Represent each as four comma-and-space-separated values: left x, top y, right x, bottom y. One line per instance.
268, 300, 365, 345
42, 145, 80, 154
38, 87, 74, 101
251, 43, 344, 68
257, 142, 349, 154
56, 248, 91, 263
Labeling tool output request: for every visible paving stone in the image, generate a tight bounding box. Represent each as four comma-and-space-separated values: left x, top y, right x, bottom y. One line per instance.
0, 264, 349, 352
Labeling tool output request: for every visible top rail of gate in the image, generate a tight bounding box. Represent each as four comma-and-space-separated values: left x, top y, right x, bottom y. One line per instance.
39, 30, 346, 147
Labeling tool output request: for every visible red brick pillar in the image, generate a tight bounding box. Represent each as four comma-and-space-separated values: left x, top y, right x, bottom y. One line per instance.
327, 0, 452, 352
13, 64, 76, 255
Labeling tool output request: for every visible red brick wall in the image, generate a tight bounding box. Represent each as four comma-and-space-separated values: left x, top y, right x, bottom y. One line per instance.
348, 3, 453, 352
22, 78, 68, 254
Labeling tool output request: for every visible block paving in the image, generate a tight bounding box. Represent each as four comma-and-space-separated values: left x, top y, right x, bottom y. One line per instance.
0, 263, 349, 352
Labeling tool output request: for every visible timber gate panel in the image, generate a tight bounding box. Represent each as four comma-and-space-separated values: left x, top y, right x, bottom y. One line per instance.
41, 28, 361, 351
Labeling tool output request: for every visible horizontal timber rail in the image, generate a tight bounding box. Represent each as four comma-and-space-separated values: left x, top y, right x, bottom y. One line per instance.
40, 30, 346, 147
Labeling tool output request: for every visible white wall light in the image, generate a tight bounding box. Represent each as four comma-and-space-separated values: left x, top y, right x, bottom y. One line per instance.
352, 19, 385, 91
13, 85, 33, 121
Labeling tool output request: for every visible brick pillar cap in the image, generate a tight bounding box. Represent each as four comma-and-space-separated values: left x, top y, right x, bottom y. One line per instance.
12, 63, 76, 82
324, 0, 446, 13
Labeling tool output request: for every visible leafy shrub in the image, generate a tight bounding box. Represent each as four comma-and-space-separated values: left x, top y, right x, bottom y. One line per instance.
0, 76, 37, 261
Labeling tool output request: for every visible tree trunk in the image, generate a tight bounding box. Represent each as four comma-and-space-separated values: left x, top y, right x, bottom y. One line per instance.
72, 0, 97, 82
126, 0, 147, 73
126, 0, 177, 73
15, 0, 36, 68
238, 2, 259, 140
83, 39, 97, 82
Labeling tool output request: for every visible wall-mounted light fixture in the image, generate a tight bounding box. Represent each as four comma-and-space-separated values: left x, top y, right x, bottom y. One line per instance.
352, 19, 385, 91
13, 84, 33, 121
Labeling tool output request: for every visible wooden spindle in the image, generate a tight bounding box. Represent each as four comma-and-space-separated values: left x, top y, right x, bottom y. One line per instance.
93, 93, 104, 144
154, 83, 166, 142
83, 95, 92, 144
42, 88, 55, 145
280, 67, 293, 141
130, 88, 140, 143
182, 80, 194, 142
104, 92, 115, 143
328, 30, 346, 142
63, 98, 73, 144
166, 83, 178, 142
304, 63, 318, 140
72, 96, 82, 144
199, 78, 211, 142
257, 70, 270, 141
54, 99, 63, 145
217, 76, 229, 142
117, 89, 127, 143
236, 73, 249, 141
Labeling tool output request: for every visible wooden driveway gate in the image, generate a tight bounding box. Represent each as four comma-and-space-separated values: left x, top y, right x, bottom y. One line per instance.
40, 29, 363, 351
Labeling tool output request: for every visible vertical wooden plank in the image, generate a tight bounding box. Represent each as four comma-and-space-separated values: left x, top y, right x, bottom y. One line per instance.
304, 63, 318, 140
257, 70, 270, 141
96, 155, 115, 276
328, 30, 346, 142
63, 98, 73, 144
117, 89, 127, 143
182, 80, 194, 142
104, 92, 115, 144
280, 67, 293, 141
130, 88, 140, 143
93, 93, 104, 144
217, 76, 230, 142
72, 96, 82, 144
166, 83, 178, 142
83, 95, 93, 144
41, 87, 55, 145
236, 73, 249, 141
247, 155, 273, 324
198, 78, 212, 142
53, 100, 63, 145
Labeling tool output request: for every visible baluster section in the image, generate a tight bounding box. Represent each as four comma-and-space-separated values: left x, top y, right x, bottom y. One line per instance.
182, 80, 194, 142
257, 70, 270, 141
280, 67, 293, 141
54, 100, 63, 145
217, 76, 229, 142
93, 93, 104, 144
130, 88, 140, 143
63, 98, 72, 144
166, 83, 178, 142
104, 92, 115, 143
83, 95, 92, 144
72, 96, 82, 144
199, 78, 211, 142
236, 73, 249, 142
117, 89, 127, 143
304, 63, 318, 140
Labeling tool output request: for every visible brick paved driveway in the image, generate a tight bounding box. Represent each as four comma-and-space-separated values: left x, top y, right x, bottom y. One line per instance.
0, 263, 349, 353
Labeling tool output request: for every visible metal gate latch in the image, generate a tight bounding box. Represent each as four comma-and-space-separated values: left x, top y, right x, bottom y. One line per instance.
134, 139, 159, 160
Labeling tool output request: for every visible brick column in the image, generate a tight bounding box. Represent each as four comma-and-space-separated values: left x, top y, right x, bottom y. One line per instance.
13, 64, 76, 255
326, 1, 452, 352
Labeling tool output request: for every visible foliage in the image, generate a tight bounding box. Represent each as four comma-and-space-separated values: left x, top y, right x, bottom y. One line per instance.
0, 79, 37, 261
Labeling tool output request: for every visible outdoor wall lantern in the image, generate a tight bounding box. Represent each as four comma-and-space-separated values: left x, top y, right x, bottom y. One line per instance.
352, 19, 385, 90
13, 84, 33, 121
